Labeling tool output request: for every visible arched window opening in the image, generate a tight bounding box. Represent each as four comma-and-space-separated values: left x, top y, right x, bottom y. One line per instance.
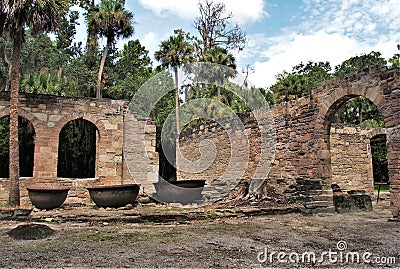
332, 96, 384, 127
0, 116, 35, 178
57, 119, 98, 178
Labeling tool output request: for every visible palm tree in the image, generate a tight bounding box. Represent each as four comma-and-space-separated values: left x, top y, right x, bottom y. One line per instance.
84, 0, 98, 54
3, 0, 69, 206
155, 29, 195, 135
89, 0, 134, 99
201, 46, 236, 101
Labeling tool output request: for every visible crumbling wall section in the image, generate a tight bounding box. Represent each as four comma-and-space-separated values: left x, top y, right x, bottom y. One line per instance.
0, 93, 158, 206
330, 124, 385, 196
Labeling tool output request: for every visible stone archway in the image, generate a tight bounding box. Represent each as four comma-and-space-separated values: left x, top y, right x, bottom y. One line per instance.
313, 67, 400, 217
57, 118, 99, 178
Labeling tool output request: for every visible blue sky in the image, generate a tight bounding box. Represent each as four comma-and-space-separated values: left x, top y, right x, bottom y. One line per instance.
75, 0, 400, 88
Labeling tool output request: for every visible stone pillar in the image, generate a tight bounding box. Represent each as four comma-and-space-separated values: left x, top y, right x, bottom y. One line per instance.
387, 127, 400, 218
33, 128, 59, 180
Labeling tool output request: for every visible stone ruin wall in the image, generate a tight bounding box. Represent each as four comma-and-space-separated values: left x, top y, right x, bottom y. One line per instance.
177, 97, 325, 200
177, 100, 384, 203
0, 93, 158, 207
0, 67, 398, 215
330, 124, 385, 196
178, 67, 400, 214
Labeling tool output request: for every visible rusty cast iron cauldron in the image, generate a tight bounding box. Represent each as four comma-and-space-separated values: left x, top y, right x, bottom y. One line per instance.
153, 180, 206, 204
26, 185, 70, 210
87, 184, 140, 208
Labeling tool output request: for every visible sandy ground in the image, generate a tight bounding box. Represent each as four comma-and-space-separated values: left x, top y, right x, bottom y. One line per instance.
0, 199, 398, 268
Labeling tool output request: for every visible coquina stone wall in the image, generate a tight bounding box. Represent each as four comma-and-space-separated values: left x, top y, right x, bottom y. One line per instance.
330, 124, 385, 196
0, 93, 158, 206
178, 67, 400, 216
0, 67, 399, 217
177, 99, 330, 208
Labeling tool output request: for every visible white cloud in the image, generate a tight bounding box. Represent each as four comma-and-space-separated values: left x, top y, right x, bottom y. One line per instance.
248, 31, 360, 87
302, 0, 400, 39
137, 0, 267, 24
141, 32, 159, 61
243, 0, 400, 88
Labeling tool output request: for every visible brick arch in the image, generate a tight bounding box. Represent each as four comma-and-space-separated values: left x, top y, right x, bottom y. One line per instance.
313, 68, 392, 176
0, 106, 42, 132
54, 113, 107, 138
367, 128, 386, 140
54, 113, 106, 179
313, 67, 400, 217
0, 106, 37, 178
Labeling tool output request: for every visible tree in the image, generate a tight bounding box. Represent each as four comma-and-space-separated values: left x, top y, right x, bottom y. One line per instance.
194, 0, 246, 55
0, 36, 11, 92
3, 0, 69, 206
201, 46, 236, 101
89, 0, 134, 98
292, 61, 332, 90
332, 96, 384, 127
107, 39, 152, 100
388, 44, 400, 69
155, 29, 195, 134
270, 71, 308, 103
270, 61, 332, 103
55, 10, 81, 77
334, 51, 387, 77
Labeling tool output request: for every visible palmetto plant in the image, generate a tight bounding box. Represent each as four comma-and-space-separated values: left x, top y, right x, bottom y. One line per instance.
3, 0, 69, 206
21, 71, 62, 95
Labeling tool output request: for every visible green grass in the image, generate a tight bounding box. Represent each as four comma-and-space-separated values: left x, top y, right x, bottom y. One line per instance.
22, 224, 196, 252
374, 183, 390, 192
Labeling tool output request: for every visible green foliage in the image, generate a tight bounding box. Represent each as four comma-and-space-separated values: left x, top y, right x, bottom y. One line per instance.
388, 44, 400, 69
89, 0, 134, 44
293, 61, 332, 89
271, 61, 332, 103
55, 10, 81, 61
0, 116, 35, 178
0, 36, 11, 91
131, 70, 176, 126
155, 29, 196, 70
106, 39, 153, 100
89, 0, 134, 98
21, 71, 62, 95
3, 0, 70, 37
62, 54, 98, 97
334, 51, 387, 77
332, 96, 384, 126
270, 72, 309, 103
370, 135, 388, 183
57, 119, 97, 178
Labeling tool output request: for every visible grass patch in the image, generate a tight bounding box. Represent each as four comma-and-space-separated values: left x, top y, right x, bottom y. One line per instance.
21, 225, 186, 253
374, 183, 390, 193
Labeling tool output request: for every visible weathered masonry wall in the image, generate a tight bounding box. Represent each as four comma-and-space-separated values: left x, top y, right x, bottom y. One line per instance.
178, 97, 327, 206
0, 93, 158, 206
178, 114, 259, 183
330, 124, 386, 196
178, 67, 400, 216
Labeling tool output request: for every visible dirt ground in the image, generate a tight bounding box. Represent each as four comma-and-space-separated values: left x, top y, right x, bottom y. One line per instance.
0, 198, 399, 268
